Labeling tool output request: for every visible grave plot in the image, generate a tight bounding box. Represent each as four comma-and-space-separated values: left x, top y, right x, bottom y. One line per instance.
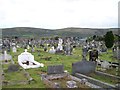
0, 51, 14, 64
96, 60, 120, 76
18, 49, 44, 69
2, 65, 30, 87
41, 65, 99, 88
2, 61, 35, 87
72, 59, 119, 89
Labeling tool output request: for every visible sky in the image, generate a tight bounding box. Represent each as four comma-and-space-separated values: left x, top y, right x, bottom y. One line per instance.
0, 0, 119, 29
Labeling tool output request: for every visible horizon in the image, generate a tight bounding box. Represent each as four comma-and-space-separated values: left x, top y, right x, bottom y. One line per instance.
0, 0, 119, 29
1, 26, 119, 30
0, 26, 119, 30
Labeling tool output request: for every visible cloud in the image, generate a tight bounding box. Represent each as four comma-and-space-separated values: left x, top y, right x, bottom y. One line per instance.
0, 0, 119, 29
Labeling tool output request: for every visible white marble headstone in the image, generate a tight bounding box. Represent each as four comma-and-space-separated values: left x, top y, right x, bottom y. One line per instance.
27, 45, 30, 49
12, 46, 17, 53
0, 51, 12, 62
57, 38, 63, 51
49, 46, 56, 54
18, 49, 44, 69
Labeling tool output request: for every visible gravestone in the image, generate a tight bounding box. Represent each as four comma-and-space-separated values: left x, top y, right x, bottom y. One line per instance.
101, 47, 107, 52
101, 60, 110, 70
7, 64, 19, 72
82, 46, 88, 56
64, 42, 72, 55
72, 59, 96, 75
18, 49, 44, 69
27, 45, 30, 49
47, 65, 64, 74
49, 46, 56, 54
12, 46, 17, 53
44, 47, 47, 52
89, 49, 98, 62
56, 38, 63, 51
31, 47, 35, 53
113, 48, 120, 59
0, 51, 12, 62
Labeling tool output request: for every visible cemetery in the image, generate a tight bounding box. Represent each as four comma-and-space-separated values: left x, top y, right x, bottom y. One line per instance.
1, 35, 120, 89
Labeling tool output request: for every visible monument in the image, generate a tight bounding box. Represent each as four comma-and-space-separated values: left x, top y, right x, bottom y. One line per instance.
72, 56, 96, 75
18, 49, 44, 69
12, 46, 17, 53
101, 60, 110, 70
0, 51, 13, 63
47, 64, 64, 74
89, 49, 98, 62
56, 38, 63, 51
49, 46, 56, 54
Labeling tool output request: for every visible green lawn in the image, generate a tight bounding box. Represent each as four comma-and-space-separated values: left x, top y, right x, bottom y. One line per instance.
2, 47, 119, 88
99, 49, 118, 62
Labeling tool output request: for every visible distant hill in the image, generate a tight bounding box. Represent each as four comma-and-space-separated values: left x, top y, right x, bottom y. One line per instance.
2, 27, 118, 38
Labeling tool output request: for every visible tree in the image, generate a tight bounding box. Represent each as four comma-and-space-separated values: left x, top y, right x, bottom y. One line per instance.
104, 31, 114, 48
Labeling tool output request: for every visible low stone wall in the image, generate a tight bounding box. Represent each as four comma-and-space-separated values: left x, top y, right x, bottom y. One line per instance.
41, 73, 101, 88
75, 73, 116, 89
70, 75, 100, 88
42, 76, 55, 88
41, 74, 60, 88
95, 71, 120, 80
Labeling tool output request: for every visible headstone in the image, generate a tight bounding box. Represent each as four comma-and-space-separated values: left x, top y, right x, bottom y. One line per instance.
72, 60, 96, 75
116, 48, 120, 60
49, 46, 56, 54
31, 47, 35, 53
57, 38, 63, 51
18, 49, 44, 69
44, 47, 47, 52
4, 51, 8, 60
0, 51, 12, 62
47, 65, 64, 74
27, 45, 30, 49
101, 60, 110, 70
7, 64, 19, 72
101, 47, 107, 52
64, 42, 72, 55
89, 49, 98, 62
12, 46, 17, 53
82, 46, 88, 56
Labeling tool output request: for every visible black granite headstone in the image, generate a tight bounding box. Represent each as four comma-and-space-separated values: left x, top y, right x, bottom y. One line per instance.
47, 65, 64, 74
7, 64, 19, 72
89, 50, 98, 62
72, 60, 96, 75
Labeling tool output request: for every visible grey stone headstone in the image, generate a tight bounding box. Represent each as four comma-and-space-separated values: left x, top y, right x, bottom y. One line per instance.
72, 60, 96, 75
7, 64, 19, 72
47, 65, 64, 74
117, 49, 120, 60
113, 48, 120, 60
101, 48, 107, 52
101, 60, 110, 69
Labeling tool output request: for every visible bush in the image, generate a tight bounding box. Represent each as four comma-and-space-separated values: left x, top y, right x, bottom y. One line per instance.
104, 31, 114, 48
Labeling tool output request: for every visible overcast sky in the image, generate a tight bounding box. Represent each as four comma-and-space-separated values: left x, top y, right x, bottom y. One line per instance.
0, 0, 119, 29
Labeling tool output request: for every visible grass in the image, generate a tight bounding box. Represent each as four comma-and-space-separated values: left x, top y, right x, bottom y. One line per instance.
2, 46, 119, 88
97, 66, 119, 76
99, 49, 118, 62
89, 73, 118, 85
